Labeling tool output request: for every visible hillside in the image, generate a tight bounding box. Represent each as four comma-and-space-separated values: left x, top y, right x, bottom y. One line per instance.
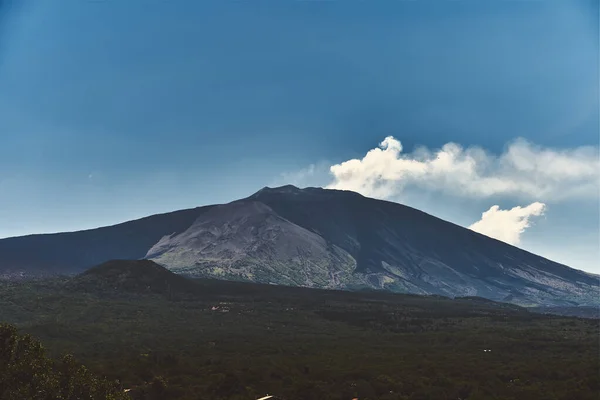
68, 259, 197, 296
0, 185, 598, 306
0, 206, 213, 276
148, 186, 599, 306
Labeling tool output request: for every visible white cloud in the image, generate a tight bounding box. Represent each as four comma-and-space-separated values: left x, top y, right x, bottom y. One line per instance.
468, 202, 546, 245
326, 136, 599, 202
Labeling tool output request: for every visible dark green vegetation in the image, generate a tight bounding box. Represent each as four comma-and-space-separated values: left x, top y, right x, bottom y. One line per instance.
1, 261, 598, 400
70, 260, 198, 296
0, 323, 129, 400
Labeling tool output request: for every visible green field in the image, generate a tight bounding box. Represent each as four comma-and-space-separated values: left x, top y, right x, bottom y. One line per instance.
1, 276, 598, 400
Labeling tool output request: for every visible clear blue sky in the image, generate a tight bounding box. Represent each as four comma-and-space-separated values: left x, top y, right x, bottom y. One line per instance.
0, 1, 598, 272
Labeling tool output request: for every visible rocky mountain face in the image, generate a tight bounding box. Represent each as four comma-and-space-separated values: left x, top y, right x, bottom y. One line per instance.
0, 185, 597, 306
145, 200, 358, 288
145, 186, 599, 306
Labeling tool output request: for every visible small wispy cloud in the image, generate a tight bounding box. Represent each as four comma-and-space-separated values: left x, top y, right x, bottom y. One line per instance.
326, 136, 599, 202
274, 161, 332, 188
280, 164, 316, 185
469, 202, 546, 245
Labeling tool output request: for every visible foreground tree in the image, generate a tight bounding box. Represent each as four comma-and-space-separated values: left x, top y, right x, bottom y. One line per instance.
0, 323, 129, 400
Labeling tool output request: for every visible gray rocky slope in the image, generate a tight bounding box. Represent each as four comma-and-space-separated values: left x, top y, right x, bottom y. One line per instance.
146, 186, 598, 306
1, 186, 597, 306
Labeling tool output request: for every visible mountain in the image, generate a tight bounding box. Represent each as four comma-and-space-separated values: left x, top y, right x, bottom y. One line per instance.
0, 206, 213, 276
0, 185, 598, 306
145, 199, 358, 288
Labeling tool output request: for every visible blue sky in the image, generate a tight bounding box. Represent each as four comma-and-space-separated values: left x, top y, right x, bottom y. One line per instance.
0, 1, 598, 273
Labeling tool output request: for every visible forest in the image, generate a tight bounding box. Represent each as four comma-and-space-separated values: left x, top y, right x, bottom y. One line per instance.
1, 270, 598, 400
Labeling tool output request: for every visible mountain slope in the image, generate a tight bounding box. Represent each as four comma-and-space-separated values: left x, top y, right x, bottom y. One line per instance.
0, 185, 597, 306
248, 187, 599, 304
146, 200, 359, 288
0, 206, 212, 277
146, 186, 598, 306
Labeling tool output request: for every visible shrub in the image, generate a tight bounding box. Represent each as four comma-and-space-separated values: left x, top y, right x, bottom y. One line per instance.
0, 323, 129, 400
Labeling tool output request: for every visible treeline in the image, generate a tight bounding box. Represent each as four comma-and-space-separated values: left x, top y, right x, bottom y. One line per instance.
0, 323, 130, 400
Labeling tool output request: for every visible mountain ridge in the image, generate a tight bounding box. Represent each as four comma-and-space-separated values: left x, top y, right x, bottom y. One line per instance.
0, 205, 214, 276
0, 185, 597, 306
252, 186, 577, 272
